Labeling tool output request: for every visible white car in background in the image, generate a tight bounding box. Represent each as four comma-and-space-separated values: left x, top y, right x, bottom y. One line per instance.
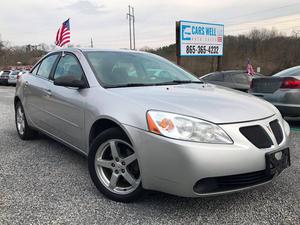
8, 70, 20, 85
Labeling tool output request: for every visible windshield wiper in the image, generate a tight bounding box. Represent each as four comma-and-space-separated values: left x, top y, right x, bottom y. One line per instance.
106, 83, 156, 88
154, 80, 204, 85
105, 80, 204, 88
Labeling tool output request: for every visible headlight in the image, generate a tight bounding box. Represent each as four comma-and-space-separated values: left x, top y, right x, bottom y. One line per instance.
146, 111, 233, 144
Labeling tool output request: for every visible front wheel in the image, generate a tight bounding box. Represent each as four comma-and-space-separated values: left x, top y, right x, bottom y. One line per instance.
88, 128, 144, 202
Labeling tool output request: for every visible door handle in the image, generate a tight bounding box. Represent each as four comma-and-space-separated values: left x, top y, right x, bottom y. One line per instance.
24, 81, 29, 88
43, 89, 52, 97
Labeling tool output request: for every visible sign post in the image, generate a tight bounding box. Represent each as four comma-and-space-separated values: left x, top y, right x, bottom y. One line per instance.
176, 20, 224, 70
176, 21, 181, 66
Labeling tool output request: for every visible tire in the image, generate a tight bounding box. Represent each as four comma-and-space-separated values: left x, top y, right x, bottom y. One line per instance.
88, 127, 144, 202
15, 101, 36, 140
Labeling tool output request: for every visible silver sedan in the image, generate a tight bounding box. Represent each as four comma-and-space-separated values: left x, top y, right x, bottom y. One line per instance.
15, 48, 291, 202
250, 66, 300, 117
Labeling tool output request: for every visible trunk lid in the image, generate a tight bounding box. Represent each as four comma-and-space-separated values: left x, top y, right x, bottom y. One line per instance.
251, 77, 283, 93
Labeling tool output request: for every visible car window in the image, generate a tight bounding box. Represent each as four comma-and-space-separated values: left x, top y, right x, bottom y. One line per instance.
111, 61, 138, 82
53, 54, 84, 81
231, 73, 249, 84
203, 72, 223, 82
85, 51, 199, 86
31, 64, 40, 75
223, 74, 233, 82
273, 66, 300, 77
37, 54, 58, 79
11, 71, 20, 75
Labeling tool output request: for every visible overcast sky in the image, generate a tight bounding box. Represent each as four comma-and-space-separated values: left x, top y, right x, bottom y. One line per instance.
0, 0, 300, 49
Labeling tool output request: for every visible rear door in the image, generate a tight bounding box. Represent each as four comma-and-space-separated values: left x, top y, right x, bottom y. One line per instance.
23, 53, 60, 131
45, 53, 87, 150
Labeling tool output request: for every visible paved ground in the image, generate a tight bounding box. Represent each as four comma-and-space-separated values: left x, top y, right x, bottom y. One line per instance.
0, 86, 299, 225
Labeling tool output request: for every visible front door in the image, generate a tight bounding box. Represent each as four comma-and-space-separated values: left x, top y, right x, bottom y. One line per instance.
44, 53, 87, 150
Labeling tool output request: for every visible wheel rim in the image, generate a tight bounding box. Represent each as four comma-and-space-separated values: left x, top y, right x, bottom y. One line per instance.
95, 139, 141, 195
16, 105, 25, 135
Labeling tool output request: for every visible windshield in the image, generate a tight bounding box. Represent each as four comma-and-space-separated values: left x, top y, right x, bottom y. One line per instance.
85, 51, 199, 87
273, 66, 300, 77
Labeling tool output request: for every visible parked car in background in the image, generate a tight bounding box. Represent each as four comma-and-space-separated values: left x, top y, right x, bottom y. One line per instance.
15, 49, 290, 202
201, 70, 257, 92
250, 66, 300, 117
0, 70, 11, 85
18, 70, 29, 76
8, 70, 20, 85
17, 70, 29, 80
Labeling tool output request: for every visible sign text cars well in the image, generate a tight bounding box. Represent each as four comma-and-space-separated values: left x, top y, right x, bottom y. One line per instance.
180, 20, 224, 56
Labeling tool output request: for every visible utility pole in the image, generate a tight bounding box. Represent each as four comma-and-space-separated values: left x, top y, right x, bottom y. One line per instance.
292, 30, 300, 38
90, 37, 93, 48
127, 5, 136, 50
132, 7, 136, 50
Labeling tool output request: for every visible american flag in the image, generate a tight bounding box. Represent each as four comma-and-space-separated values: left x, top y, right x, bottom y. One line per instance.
55, 19, 70, 47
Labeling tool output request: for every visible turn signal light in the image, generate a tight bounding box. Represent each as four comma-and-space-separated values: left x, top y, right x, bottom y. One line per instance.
147, 113, 161, 134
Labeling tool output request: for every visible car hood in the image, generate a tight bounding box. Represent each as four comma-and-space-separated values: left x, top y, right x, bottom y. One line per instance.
108, 83, 276, 124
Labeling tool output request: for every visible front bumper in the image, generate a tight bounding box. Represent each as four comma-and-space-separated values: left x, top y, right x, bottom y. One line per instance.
123, 114, 290, 197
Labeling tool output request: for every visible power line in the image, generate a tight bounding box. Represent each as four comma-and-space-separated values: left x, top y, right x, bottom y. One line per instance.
220, 2, 300, 22
225, 13, 300, 27
226, 18, 300, 32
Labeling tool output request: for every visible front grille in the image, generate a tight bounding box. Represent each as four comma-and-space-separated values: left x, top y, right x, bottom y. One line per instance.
240, 125, 272, 148
270, 120, 283, 145
194, 170, 274, 194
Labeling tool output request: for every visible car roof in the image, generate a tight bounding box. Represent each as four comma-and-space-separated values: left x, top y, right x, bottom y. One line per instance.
52, 48, 148, 55
273, 65, 300, 77
222, 70, 246, 73
202, 70, 247, 77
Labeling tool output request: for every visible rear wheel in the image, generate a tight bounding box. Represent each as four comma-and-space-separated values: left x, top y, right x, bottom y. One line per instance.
15, 101, 36, 140
88, 128, 143, 202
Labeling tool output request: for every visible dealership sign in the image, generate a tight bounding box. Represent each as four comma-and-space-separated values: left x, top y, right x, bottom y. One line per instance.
179, 20, 224, 56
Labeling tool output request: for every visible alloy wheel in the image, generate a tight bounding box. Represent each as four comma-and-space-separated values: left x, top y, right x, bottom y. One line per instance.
16, 105, 25, 135
94, 139, 141, 195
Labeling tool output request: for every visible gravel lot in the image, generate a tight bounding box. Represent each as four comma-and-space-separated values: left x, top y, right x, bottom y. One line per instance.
0, 86, 299, 225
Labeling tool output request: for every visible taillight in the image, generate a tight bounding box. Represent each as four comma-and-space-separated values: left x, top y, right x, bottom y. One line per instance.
280, 77, 300, 89
17, 75, 21, 80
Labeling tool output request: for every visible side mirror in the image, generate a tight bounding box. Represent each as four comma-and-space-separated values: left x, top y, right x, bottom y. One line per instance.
54, 75, 86, 89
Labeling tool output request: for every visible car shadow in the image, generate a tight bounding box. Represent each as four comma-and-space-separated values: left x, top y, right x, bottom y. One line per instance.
7, 126, 293, 215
